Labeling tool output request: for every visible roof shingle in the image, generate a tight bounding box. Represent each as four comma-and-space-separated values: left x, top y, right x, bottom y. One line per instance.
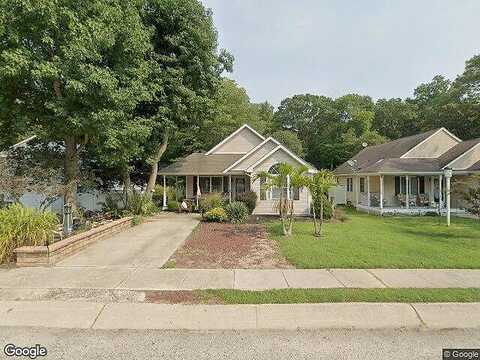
158, 153, 243, 175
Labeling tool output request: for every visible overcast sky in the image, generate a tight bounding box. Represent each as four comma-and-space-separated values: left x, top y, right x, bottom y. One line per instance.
201, 0, 480, 107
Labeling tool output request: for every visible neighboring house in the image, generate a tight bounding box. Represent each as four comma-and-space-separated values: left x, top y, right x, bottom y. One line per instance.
0, 136, 111, 213
158, 124, 317, 215
334, 128, 480, 216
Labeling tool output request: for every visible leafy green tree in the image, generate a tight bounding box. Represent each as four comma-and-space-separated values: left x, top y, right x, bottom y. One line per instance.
0, 0, 151, 208
373, 98, 420, 139
139, 0, 232, 194
306, 170, 337, 237
271, 130, 304, 156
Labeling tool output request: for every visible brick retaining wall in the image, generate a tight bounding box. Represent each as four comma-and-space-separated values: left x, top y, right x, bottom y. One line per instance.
14, 217, 133, 267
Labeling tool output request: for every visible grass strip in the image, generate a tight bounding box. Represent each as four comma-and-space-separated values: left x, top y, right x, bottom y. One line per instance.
197, 288, 480, 304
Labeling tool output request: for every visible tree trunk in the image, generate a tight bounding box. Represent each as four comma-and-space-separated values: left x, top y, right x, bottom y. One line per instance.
287, 199, 294, 236
146, 131, 169, 196
318, 199, 324, 237
122, 167, 131, 208
64, 136, 79, 209
312, 203, 320, 237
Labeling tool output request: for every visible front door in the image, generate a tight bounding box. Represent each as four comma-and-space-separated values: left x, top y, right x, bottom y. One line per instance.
235, 177, 245, 197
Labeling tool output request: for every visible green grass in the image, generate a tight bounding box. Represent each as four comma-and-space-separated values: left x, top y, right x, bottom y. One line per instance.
267, 208, 480, 268
199, 288, 480, 304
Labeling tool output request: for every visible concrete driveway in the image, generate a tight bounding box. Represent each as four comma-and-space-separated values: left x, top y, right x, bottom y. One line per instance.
56, 213, 199, 268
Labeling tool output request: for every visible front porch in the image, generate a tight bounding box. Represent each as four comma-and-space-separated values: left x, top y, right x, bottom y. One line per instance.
346, 172, 469, 220
159, 174, 251, 209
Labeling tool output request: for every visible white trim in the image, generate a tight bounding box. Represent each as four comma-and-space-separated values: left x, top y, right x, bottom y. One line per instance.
211, 152, 248, 155
400, 128, 461, 159
222, 137, 280, 173
442, 142, 480, 170
246, 145, 313, 173
205, 124, 265, 155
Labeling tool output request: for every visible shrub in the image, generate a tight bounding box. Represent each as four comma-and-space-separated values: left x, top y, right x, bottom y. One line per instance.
236, 191, 257, 214
225, 201, 249, 224
127, 192, 158, 216
99, 192, 125, 219
167, 200, 180, 212
199, 193, 224, 216
0, 204, 59, 263
131, 215, 143, 226
204, 207, 228, 222
152, 185, 177, 206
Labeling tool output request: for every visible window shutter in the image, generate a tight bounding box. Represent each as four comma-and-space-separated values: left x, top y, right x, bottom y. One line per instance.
395, 176, 400, 195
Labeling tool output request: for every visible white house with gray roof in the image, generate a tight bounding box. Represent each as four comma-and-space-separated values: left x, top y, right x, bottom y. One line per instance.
158, 124, 317, 215
335, 128, 480, 218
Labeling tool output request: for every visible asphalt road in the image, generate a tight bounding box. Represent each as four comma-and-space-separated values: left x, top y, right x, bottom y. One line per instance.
0, 327, 478, 360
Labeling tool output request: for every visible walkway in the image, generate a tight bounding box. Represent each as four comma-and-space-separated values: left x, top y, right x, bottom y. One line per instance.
0, 300, 479, 330
0, 268, 479, 290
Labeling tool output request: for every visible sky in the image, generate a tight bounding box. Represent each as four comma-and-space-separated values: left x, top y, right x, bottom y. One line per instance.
201, 0, 480, 107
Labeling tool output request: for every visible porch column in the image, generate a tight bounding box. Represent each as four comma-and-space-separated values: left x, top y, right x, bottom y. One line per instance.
379, 175, 384, 212
196, 175, 200, 208
286, 175, 291, 200
445, 169, 452, 226
438, 174, 443, 212
405, 175, 410, 209
228, 175, 232, 203
162, 175, 167, 210
355, 176, 360, 206
367, 176, 371, 207
209, 176, 212, 193
429, 176, 435, 206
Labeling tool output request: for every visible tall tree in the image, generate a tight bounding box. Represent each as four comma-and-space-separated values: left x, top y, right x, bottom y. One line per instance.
0, 0, 151, 207
139, 0, 232, 194
373, 98, 420, 139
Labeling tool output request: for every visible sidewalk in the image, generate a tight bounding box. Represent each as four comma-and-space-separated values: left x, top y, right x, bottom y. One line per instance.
1, 268, 479, 290
0, 300, 479, 330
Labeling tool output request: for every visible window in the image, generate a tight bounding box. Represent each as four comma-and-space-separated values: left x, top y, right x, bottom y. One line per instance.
211, 177, 223, 193
260, 177, 267, 200
199, 177, 210, 194
346, 178, 353, 192
291, 187, 300, 200
360, 178, 365, 193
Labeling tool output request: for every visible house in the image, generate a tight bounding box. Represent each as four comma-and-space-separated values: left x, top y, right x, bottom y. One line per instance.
334, 128, 480, 218
157, 124, 317, 215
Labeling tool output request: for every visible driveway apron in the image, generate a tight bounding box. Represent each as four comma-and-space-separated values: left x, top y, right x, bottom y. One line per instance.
56, 213, 199, 268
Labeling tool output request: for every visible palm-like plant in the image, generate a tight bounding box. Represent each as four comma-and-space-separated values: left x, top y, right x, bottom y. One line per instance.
306, 170, 337, 237
255, 163, 309, 236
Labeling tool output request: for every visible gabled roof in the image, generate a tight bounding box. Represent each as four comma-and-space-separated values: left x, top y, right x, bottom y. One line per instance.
222, 137, 280, 173
205, 124, 265, 155
439, 138, 480, 169
335, 129, 440, 175
158, 124, 316, 175
158, 153, 243, 175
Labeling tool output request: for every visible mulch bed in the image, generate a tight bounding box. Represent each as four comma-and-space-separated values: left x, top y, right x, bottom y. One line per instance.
167, 222, 293, 269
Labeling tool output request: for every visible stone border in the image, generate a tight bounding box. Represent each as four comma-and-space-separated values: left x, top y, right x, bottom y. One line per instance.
14, 217, 133, 267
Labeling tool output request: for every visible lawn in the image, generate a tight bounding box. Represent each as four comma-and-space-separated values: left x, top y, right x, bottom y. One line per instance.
199, 288, 480, 304
267, 209, 480, 269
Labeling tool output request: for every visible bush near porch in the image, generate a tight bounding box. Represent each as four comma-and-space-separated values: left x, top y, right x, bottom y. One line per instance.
268, 208, 480, 269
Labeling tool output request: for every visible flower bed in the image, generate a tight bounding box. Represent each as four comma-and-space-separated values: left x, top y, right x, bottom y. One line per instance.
14, 217, 132, 266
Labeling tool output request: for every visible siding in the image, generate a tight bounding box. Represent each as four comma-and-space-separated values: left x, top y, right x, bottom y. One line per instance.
403, 130, 459, 158
233, 140, 278, 171
448, 144, 480, 170
212, 127, 263, 154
